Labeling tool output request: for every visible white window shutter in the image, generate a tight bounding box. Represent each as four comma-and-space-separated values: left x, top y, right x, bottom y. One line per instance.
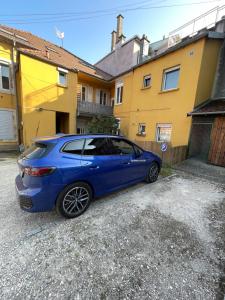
96, 89, 100, 104
87, 86, 93, 102
0, 110, 16, 141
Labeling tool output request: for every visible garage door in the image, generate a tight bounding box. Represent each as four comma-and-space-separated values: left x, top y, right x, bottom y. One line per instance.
0, 110, 17, 141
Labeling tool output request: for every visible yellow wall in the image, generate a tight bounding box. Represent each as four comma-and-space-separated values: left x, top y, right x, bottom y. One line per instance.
114, 38, 220, 147
19, 54, 77, 146
0, 41, 18, 147
195, 38, 222, 106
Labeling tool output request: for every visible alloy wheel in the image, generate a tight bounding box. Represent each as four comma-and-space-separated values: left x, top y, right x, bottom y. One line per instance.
149, 163, 159, 182
62, 187, 90, 216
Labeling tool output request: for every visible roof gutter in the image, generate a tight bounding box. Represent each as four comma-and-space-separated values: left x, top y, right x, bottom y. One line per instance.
187, 111, 225, 116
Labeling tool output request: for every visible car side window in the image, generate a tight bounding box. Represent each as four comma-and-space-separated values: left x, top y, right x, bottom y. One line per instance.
133, 145, 143, 157
110, 138, 134, 155
62, 139, 85, 155
83, 138, 111, 155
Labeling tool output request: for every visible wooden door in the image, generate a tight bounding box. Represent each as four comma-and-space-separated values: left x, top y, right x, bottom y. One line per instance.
208, 116, 225, 167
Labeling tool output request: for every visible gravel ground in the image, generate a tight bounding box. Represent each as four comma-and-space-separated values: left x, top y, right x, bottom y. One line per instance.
0, 158, 225, 300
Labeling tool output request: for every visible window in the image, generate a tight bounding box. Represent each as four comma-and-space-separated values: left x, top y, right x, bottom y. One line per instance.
62, 139, 85, 155
133, 145, 143, 157
77, 127, 85, 134
0, 63, 10, 90
83, 138, 110, 155
115, 84, 123, 104
58, 71, 67, 86
156, 124, 172, 142
115, 118, 121, 135
143, 75, 151, 88
138, 123, 146, 135
162, 67, 180, 91
81, 86, 87, 101
21, 143, 55, 159
109, 138, 134, 155
100, 90, 107, 105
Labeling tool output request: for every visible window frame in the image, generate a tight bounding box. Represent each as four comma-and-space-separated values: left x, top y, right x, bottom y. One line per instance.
138, 123, 146, 135
57, 67, 68, 87
0, 61, 11, 92
156, 123, 172, 143
109, 137, 135, 156
58, 71, 67, 87
61, 138, 85, 155
99, 90, 107, 105
162, 66, 180, 91
115, 83, 123, 105
81, 85, 88, 101
143, 74, 151, 88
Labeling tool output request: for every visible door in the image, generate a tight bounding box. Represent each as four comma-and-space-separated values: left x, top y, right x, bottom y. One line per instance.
56, 112, 69, 134
188, 117, 213, 161
0, 110, 17, 141
80, 137, 136, 195
208, 116, 225, 167
109, 138, 148, 182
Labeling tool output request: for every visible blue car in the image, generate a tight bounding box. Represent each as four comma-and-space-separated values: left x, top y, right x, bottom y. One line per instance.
16, 134, 161, 218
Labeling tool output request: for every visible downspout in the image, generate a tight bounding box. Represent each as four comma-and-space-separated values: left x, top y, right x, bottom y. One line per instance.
11, 38, 21, 147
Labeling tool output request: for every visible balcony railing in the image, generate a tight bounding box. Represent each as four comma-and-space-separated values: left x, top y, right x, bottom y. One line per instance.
77, 100, 113, 116
168, 5, 225, 48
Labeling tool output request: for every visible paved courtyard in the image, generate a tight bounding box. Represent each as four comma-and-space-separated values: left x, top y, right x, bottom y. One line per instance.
0, 157, 225, 299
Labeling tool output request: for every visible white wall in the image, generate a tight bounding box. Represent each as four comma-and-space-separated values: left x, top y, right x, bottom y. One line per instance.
96, 39, 141, 76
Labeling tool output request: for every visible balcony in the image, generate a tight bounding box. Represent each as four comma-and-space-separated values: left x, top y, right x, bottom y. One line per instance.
77, 100, 113, 117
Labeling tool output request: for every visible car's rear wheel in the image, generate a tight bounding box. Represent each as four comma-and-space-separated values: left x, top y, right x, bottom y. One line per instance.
146, 162, 159, 183
56, 182, 92, 218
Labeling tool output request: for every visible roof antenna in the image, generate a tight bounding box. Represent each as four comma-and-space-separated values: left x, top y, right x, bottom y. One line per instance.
55, 27, 64, 47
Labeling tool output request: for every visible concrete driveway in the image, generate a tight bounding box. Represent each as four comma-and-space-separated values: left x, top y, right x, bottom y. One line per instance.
0, 157, 225, 300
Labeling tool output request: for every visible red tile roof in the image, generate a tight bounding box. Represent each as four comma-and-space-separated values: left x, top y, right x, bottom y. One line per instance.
188, 99, 225, 116
0, 25, 112, 81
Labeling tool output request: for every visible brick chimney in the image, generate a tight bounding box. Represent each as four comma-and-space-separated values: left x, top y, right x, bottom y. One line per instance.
116, 14, 124, 43
111, 30, 117, 51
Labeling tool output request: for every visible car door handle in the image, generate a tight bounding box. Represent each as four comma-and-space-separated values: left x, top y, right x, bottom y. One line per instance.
89, 165, 100, 170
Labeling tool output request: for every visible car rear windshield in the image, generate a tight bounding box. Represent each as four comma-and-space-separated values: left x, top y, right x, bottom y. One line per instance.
21, 142, 55, 159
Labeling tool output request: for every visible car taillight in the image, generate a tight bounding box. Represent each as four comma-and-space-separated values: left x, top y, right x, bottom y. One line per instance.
24, 167, 56, 177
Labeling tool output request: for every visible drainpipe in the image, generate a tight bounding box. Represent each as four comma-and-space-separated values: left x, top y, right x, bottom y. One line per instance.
11, 38, 21, 147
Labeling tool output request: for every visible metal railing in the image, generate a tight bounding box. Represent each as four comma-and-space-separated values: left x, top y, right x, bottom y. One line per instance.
168, 5, 225, 48
77, 101, 113, 116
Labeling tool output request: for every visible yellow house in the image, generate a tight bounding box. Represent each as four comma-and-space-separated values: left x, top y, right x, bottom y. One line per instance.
0, 25, 113, 149
113, 32, 223, 162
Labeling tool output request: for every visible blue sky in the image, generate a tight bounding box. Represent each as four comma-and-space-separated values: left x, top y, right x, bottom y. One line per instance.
1, 0, 225, 63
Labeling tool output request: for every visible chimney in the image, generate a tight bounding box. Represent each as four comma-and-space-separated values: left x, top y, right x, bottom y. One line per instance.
116, 14, 124, 42
111, 30, 117, 51
139, 34, 150, 62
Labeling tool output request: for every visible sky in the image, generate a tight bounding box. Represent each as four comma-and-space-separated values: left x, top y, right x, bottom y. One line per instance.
1, 0, 225, 63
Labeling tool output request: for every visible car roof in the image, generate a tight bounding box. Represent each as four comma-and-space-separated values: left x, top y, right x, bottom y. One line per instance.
34, 134, 124, 143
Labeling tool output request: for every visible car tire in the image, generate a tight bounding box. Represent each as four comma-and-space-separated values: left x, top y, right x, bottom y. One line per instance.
146, 162, 159, 183
56, 182, 92, 218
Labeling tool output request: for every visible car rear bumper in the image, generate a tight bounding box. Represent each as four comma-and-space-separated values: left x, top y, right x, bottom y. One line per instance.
15, 175, 64, 213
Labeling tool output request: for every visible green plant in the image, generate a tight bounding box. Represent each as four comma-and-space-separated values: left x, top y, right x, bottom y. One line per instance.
87, 115, 119, 134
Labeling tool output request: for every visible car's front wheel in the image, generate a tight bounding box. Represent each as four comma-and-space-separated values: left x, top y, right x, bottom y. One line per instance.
146, 162, 159, 183
56, 182, 92, 218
